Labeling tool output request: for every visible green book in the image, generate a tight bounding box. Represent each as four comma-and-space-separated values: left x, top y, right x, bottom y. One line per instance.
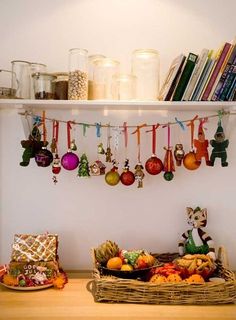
172, 52, 198, 101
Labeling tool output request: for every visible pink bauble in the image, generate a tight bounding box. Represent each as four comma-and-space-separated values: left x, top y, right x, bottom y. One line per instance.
61, 151, 79, 170
145, 156, 163, 175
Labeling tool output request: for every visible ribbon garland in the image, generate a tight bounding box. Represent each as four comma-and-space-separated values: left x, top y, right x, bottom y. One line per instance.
132, 124, 146, 162
187, 115, 198, 150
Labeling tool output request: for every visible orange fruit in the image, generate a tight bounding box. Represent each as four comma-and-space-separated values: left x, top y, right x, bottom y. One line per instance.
121, 264, 133, 271
143, 254, 155, 267
166, 274, 182, 283
106, 257, 123, 270
149, 274, 167, 284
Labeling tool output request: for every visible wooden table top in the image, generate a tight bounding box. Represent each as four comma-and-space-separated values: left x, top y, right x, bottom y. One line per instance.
0, 273, 236, 320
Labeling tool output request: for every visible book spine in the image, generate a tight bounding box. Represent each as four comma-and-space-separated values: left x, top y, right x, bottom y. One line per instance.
201, 42, 231, 100
211, 44, 236, 101
226, 76, 236, 100
219, 65, 236, 100
164, 57, 186, 101
172, 53, 198, 101
183, 49, 209, 101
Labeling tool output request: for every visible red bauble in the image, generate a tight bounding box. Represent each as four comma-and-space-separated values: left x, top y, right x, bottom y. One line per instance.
145, 155, 163, 175
120, 170, 135, 186
183, 151, 200, 170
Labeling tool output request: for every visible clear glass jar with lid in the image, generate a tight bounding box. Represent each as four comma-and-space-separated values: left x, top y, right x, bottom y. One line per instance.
112, 74, 137, 100
68, 48, 88, 100
131, 49, 160, 100
53, 72, 68, 100
32, 72, 56, 99
93, 58, 120, 99
11, 60, 31, 99
88, 54, 106, 100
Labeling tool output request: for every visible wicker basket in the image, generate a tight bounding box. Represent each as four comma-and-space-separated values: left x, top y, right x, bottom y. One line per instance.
92, 247, 236, 305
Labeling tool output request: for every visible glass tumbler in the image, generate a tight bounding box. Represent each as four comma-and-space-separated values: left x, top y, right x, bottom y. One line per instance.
30, 62, 47, 98
112, 74, 137, 100
68, 48, 88, 100
131, 49, 160, 100
0, 69, 18, 98
93, 58, 120, 99
11, 60, 31, 99
88, 54, 106, 100
32, 72, 56, 99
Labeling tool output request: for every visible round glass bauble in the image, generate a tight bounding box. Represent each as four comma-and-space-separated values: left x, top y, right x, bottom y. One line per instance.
61, 152, 79, 170
145, 156, 163, 175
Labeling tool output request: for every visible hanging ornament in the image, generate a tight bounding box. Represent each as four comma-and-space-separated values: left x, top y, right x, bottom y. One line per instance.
35, 111, 53, 167
90, 160, 106, 176
120, 159, 135, 186
52, 154, 61, 174
163, 124, 175, 181
209, 118, 229, 167
97, 142, 105, 154
77, 153, 90, 177
105, 124, 113, 162
119, 123, 135, 186
193, 118, 211, 166
50, 120, 61, 173
20, 124, 44, 167
61, 121, 79, 170
174, 117, 185, 166
145, 124, 163, 175
105, 160, 120, 186
132, 124, 146, 188
183, 115, 200, 171
174, 144, 185, 166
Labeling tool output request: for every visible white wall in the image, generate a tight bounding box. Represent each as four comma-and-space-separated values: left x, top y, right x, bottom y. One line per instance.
0, 0, 236, 270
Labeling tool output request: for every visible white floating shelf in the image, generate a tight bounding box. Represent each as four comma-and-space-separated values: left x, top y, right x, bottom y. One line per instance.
0, 99, 235, 112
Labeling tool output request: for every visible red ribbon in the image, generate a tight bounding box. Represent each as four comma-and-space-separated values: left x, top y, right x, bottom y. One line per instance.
132, 123, 146, 162
123, 122, 128, 149
146, 124, 159, 155
187, 115, 198, 149
67, 121, 74, 149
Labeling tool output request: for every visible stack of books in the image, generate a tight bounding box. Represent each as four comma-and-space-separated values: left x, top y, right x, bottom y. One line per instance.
159, 39, 236, 102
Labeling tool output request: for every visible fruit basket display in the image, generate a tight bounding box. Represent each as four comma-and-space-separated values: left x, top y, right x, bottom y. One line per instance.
91, 243, 236, 305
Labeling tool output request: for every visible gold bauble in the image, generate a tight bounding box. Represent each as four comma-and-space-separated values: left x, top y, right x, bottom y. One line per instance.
105, 170, 120, 186
183, 151, 200, 170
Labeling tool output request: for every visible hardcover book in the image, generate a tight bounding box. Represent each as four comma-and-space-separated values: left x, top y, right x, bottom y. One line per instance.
172, 52, 198, 101
219, 65, 236, 101
158, 54, 185, 101
182, 48, 209, 101
201, 42, 231, 100
211, 44, 236, 101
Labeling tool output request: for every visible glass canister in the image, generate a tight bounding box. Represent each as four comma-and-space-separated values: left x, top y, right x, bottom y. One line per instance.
112, 74, 137, 100
93, 58, 120, 99
131, 49, 160, 100
88, 54, 106, 100
32, 72, 56, 99
68, 48, 88, 100
11, 60, 31, 99
30, 62, 47, 99
53, 72, 68, 100
0, 69, 18, 98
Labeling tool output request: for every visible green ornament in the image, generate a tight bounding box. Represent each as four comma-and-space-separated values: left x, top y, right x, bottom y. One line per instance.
78, 153, 90, 177
164, 171, 174, 181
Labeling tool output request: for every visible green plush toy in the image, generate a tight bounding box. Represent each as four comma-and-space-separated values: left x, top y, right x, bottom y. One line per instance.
20, 126, 46, 166
209, 121, 229, 167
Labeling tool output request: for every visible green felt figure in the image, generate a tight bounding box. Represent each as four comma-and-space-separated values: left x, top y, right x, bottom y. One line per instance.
78, 153, 90, 177
20, 126, 46, 166
209, 121, 229, 167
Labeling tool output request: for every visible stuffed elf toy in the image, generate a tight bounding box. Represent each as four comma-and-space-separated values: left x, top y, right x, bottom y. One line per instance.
209, 121, 229, 167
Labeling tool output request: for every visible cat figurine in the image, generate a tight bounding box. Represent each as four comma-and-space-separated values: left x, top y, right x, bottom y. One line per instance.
178, 207, 216, 260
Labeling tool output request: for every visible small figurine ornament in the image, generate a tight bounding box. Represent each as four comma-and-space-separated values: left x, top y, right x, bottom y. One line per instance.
77, 153, 90, 177
105, 147, 113, 162
193, 119, 210, 165
178, 207, 216, 261
90, 160, 106, 176
209, 121, 229, 167
20, 126, 45, 166
97, 143, 105, 155
134, 163, 145, 188
174, 143, 185, 166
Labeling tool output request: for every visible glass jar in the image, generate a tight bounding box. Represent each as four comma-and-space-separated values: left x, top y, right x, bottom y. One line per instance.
93, 58, 120, 99
11, 60, 31, 99
131, 49, 160, 100
88, 54, 106, 100
0, 69, 18, 98
32, 72, 56, 99
112, 74, 137, 100
53, 72, 68, 100
30, 62, 47, 99
68, 48, 88, 100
